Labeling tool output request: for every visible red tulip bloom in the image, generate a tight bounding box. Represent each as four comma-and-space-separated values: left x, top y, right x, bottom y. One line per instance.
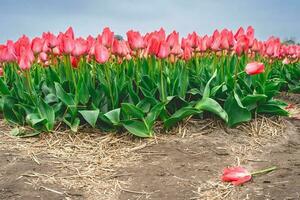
234, 27, 245, 41
157, 41, 170, 59
18, 46, 34, 70
14, 35, 31, 56
170, 43, 183, 55
183, 46, 192, 61
62, 35, 75, 54
95, 43, 109, 64
222, 166, 252, 186
0, 40, 17, 62
39, 52, 48, 62
42, 32, 59, 48
127, 30, 144, 50
101, 27, 114, 48
166, 31, 179, 48
145, 37, 160, 56
31, 37, 44, 54
65, 27, 75, 39
71, 56, 79, 68
0, 67, 3, 76
72, 38, 88, 57
245, 62, 265, 75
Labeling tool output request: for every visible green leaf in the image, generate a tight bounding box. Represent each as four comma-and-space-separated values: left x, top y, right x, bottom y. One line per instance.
63, 117, 80, 132
55, 82, 77, 115
38, 99, 55, 131
164, 106, 202, 129
122, 120, 151, 137
145, 102, 165, 128
121, 103, 145, 119
224, 92, 251, 127
79, 109, 100, 128
10, 127, 40, 138
0, 78, 10, 95
195, 97, 228, 122
242, 94, 267, 111
203, 70, 217, 98
26, 113, 47, 127
77, 79, 90, 105
104, 108, 120, 125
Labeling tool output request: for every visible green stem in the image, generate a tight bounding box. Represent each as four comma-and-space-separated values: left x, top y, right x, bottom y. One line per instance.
159, 59, 166, 101
251, 166, 277, 176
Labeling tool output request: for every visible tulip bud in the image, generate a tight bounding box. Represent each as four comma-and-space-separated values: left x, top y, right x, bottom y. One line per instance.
245, 62, 264, 75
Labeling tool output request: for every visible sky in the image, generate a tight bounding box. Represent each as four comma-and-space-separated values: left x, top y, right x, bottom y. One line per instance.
0, 0, 299, 43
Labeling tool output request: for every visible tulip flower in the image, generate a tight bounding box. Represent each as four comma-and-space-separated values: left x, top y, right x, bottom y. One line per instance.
145, 37, 160, 56
245, 62, 265, 75
183, 46, 192, 61
222, 166, 252, 186
65, 27, 75, 39
0, 40, 17, 62
39, 52, 48, 62
127, 30, 144, 50
18, 46, 34, 70
166, 31, 179, 48
72, 38, 88, 57
234, 27, 245, 41
95, 43, 109, 64
71, 56, 79, 68
0, 67, 3, 76
101, 27, 114, 48
31, 37, 44, 54
157, 41, 170, 59
62, 35, 75, 54
42, 32, 59, 48
222, 166, 276, 186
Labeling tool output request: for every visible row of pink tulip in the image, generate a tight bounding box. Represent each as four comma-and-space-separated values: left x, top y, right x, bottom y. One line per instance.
0, 26, 299, 71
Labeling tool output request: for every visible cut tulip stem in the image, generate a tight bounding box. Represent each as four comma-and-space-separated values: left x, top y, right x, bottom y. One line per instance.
250, 166, 277, 176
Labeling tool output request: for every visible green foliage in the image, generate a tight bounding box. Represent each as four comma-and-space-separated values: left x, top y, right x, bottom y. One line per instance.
0, 54, 297, 137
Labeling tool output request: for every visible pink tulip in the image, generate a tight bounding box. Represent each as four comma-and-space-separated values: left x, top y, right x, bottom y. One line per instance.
71, 56, 79, 68
234, 27, 245, 41
183, 46, 192, 61
18, 46, 34, 70
246, 26, 255, 47
14, 35, 31, 56
211, 31, 221, 51
145, 37, 160, 56
127, 30, 144, 50
72, 38, 88, 57
101, 27, 114, 48
112, 40, 130, 57
95, 43, 109, 64
157, 41, 170, 59
31, 37, 44, 54
65, 27, 75, 39
222, 166, 252, 186
39, 52, 48, 62
0, 40, 17, 62
187, 32, 198, 48
245, 62, 264, 75
170, 43, 183, 55
62, 35, 75, 54
0, 67, 3, 76
166, 31, 179, 48
42, 32, 58, 48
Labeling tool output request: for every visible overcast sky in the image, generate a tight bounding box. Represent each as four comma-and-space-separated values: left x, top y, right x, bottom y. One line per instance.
0, 0, 299, 43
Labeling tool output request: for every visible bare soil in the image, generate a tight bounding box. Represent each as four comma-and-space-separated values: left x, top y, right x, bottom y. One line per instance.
0, 94, 299, 200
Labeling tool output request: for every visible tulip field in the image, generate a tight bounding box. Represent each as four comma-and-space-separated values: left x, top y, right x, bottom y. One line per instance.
0, 26, 299, 137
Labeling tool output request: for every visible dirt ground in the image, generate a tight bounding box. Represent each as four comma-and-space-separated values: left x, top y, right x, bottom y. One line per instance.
0, 94, 300, 200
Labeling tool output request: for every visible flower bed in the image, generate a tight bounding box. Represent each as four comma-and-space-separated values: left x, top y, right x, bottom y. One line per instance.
0, 26, 299, 137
